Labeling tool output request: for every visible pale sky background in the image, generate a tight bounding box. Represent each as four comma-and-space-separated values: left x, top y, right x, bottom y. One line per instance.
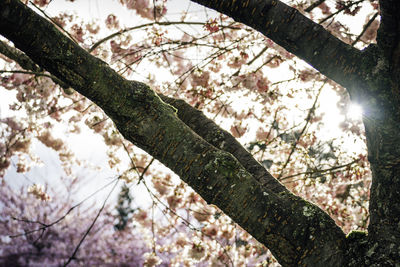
0, 0, 367, 210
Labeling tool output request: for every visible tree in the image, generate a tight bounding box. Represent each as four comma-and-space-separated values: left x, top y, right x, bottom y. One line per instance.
0, 179, 153, 266
0, 0, 398, 266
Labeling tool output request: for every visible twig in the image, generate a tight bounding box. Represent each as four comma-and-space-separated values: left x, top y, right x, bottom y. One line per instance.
63, 179, 119, 266
151, 202, 156, 253
305, 0, 326, 13
10, 178, 118, 238
1, 70, 59, 82
140, 179, 235, 266
30, 1, 78, 44
280, 158, 359, 181
277, 80, 326, 179
89, 21, 241, 53
319, 0, 364, 24
138, 158, 155, 184
351, 12, 379, 46
231, 45, 269, 77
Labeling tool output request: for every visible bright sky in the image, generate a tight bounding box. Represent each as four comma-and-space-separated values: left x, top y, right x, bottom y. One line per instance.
0, 0, 367, 208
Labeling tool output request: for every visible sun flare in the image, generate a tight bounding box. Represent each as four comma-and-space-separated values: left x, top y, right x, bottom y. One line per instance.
347, 103, 363, 120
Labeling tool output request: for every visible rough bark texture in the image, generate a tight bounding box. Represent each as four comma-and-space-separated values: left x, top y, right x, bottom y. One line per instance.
0, 0, 348, 266
189, 0, 400, 265
1, 0, 400, 266
159, 95, 288, 194
361, 1, 400, 265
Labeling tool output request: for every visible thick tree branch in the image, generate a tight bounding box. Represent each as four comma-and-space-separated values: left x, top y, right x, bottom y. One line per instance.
362, 1, 400, 252
185, 5, 398, 249
0, 1, 347, 265
377, 0, 400, 103
0, 29, 285, 195
0, 40, 70, 90
377, 0, 400, 61
159, 95, 288, 194
190, 0, 365, 97
0, 40, 41, 72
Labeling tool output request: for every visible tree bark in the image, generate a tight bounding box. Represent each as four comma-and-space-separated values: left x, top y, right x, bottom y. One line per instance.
0, 0, 349, 265
188, 0, 400, 265
362, 1, 400, 265
1, 0, 400, 265
190, 0, 366, 95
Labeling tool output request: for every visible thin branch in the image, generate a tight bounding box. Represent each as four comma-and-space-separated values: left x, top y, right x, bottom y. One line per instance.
0, 40, 41, 72
140, 179, 235, 266
277, 80, 326, 179
247, 45, 269, 66
153, 0, 157, 22
305, 0, 326, 13
30, 1, 78, 44
137, 158, 155, 184
351, 12, 379, 46
89, 21, 241, 53
121, 141, 139, 172
231, 44, 269, 77
280, 158, 360, 181
63, 179, 119, 266
170, 35, 247, 94
319, 0, 364, 24
120, 137, 155, 185
1, 70, 59, 82
10, 178, 118, 238
151, 202, 156, 253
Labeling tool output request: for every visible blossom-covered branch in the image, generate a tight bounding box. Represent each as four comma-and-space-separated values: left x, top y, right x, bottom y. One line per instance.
190, 0, 367, 97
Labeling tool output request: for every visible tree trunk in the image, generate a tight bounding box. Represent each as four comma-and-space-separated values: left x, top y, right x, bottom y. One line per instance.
1, 0, 400, 265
